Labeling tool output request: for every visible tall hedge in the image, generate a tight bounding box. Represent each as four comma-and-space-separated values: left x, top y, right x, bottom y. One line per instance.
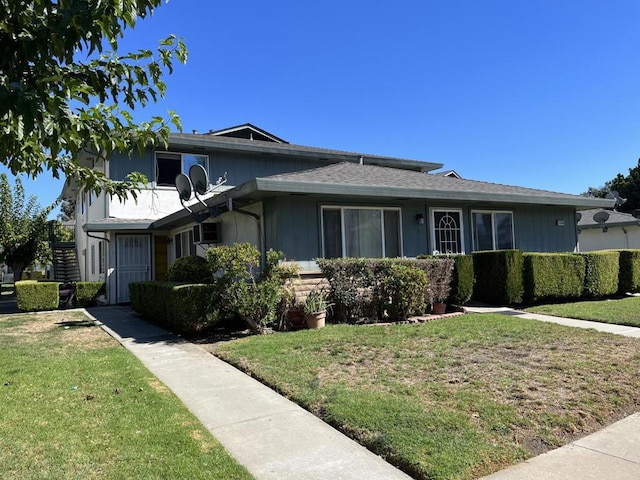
472, 250, 524, 305
449, 255, 474, 305
578, 251, 620, 298
129, 281, 216, 335
15, 280, 59, 312
618, 250, 640, 294
523, 253, 585, 303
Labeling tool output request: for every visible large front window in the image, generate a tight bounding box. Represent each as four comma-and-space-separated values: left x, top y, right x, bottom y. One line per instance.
322, 207, 402, 258
431, 209, 464, 254
472, 211, 514, 251
156, 152, 208, 187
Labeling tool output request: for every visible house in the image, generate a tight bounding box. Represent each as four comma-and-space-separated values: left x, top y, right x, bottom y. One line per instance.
61, 123, 612, 304
577, 208, 640, 251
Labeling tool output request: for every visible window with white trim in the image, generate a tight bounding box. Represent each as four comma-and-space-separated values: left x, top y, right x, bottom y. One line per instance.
431, 209, 464, 254
174, 229, 196, 259
321, 206, 402, 258
156, 152, 208, 186
472, 211, 514, 251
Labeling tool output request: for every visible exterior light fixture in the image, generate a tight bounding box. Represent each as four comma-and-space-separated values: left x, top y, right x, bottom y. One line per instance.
416, 213, 425, 225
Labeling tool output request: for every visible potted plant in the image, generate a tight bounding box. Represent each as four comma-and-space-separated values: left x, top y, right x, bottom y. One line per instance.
303, 289, 329, 329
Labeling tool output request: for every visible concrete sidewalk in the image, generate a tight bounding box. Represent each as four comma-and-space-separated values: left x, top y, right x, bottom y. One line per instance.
85, 306, 412, 480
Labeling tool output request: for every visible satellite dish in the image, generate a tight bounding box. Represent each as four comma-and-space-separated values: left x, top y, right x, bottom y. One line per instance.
189, 164, 209, 196
592, 210, 610, 224
175, 173, 193, 212
605, 190, 627, 210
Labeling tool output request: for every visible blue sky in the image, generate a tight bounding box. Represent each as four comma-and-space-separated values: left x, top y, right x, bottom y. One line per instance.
5, 0, 640, 214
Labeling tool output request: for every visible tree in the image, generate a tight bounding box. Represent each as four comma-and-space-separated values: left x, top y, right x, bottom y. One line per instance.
0, 173, 53, 282
583, 159, 640, 213
0, 1, 187, 200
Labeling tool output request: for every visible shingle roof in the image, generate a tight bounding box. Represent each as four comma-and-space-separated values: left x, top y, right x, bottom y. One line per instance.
168, 133, 442, 172
251, 162, 613, 208
578, 208, 640, 228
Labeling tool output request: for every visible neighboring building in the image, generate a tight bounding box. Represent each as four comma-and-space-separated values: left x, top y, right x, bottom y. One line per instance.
61, 123, 612, 303
577, 208, 640, 251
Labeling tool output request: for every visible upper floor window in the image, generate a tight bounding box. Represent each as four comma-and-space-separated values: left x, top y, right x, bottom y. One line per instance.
321, 206, 402, 258
472, 211, 514, 251
156, 152, 208, 187
431, 208, 464, 254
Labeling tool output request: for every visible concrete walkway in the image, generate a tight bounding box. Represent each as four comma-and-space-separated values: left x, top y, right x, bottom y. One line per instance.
83, 305, 640, 480
464, 305, 640, 479
85, 306, 412, 480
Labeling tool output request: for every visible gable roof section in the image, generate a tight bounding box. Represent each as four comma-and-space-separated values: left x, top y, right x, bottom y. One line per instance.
237, 162, 614, 208
206, 123, 288, 143
167, 133, 443, 173
578, 208, 640, 229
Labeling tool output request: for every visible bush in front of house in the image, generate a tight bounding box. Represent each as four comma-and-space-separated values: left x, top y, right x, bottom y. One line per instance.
377, 263, 427, 320
167, 255, 213, 283
523, 253, 586, 304
75, 282, 106, 307
15, 280, 59, 312
472, 250, 524, 305
205, 244, 298, 333
579, 250, 620, 298
416, 254, 471, 306
129, 281, 216, 334
618, 249, 640, 294
318, 258, 453, 322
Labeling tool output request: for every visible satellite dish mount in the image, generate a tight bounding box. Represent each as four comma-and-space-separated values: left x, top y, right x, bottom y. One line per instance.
174, 165, 228, 219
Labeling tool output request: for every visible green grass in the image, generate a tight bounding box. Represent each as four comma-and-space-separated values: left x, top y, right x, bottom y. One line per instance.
526, 296, 640, 327
0, 311, 253, 480
208, 314, 640, 480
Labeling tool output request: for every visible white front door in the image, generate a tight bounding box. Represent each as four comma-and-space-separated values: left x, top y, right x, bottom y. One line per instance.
116, 235, 151, 303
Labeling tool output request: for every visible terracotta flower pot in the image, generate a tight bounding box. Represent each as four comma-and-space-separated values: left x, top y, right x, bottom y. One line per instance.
287, 309, 307, 330
305, 311, 326, 329
432, 302, 447, 315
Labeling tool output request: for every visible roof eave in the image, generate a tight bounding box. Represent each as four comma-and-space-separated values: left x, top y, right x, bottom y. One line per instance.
252, 179, 616, 208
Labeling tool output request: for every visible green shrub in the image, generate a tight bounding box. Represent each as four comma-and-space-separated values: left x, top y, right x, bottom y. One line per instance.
205, 244, 298, 333
417, 255, 471, 305
523, 253, 585, 304
318, 258, 453, 322
378, 264, 427, 320
75, 282, 106, 307
579, 251, 620, 298
167, 255, 212, 283
15, 280, 59, 312
618, 250, 640, 294
129, 281, 216, 335
21, 270, 45, 281
472, 250, 524, 305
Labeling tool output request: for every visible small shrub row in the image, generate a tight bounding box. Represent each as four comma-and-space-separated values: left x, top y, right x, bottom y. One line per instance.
15, 280, 59, 312
129, 281, 216, 335
317, 258, 454, 322
76, 282, 106, 307
475, 249, 634, 306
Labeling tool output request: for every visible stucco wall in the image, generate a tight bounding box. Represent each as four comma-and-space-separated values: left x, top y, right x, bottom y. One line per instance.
578, 225, 640, 251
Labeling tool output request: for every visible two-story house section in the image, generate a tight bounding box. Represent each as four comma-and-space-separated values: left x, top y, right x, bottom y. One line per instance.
61, 123, 612, 304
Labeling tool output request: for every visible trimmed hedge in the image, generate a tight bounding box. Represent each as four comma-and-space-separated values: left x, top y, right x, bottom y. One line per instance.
579, 251, 620, 298
129, 281, 216, 335
317, 258, 454, 322
167, 255, 213, 283
448, 255, 474, 306
472, 250, 524, 305
523, 253, 585, 303
15, 280, 59, 312
76, 282, 106, 307
618, 249, 640, 294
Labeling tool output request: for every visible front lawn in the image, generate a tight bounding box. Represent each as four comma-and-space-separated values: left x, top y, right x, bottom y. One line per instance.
526, 296, 640, 327
0, 311, 253, 480
209, 314, 640, 480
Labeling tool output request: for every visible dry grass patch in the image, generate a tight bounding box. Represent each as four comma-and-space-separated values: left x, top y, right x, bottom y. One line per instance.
208, 314, 640, 480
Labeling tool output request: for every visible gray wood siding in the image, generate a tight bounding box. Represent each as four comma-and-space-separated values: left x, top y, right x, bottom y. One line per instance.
512, 206, 577, 252
109, 148, 327, 186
